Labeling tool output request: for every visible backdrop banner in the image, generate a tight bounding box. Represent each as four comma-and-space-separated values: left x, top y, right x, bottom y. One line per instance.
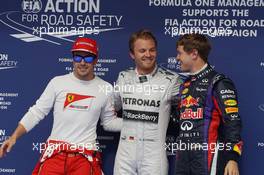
0, 0, 263, 174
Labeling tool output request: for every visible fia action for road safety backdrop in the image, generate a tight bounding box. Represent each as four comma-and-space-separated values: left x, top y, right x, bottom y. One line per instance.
0, 0, 263, 174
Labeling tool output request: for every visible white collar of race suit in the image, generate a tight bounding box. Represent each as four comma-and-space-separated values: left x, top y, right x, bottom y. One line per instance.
190, 63, 208, 76
70, 72, 97, 85
135, 65, 158, 83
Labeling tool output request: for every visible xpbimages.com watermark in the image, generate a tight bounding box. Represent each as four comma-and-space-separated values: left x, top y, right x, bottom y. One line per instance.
32, 142, 100, 153
99, 82, 166, 96
165, 141, 232, 154
32, 25, 101, 37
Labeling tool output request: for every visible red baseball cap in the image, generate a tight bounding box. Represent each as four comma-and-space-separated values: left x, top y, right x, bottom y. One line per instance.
71, 37, 98, 56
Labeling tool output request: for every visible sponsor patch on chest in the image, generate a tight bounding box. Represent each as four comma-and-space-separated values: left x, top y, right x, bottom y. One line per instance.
64, 93, 95, 111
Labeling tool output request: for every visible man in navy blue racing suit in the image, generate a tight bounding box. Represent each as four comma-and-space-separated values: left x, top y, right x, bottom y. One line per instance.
174, 33, 242, 175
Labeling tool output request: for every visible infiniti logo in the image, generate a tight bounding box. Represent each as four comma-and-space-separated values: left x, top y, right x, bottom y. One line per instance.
259, 104, 264, 112
180, 121, 193, 131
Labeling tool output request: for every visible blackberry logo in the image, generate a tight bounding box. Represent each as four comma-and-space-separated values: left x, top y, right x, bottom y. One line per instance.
22, 0, 42, 13
123, 110, 159, 123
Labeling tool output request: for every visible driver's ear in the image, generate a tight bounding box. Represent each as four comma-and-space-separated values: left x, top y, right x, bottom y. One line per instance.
130, 51, 135, 60
93, 57, 98, 65
191, 49, 199, 59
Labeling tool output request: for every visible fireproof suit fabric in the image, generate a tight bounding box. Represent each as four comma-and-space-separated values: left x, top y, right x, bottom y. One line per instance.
113, 66, 181, 175
20, 73, 122, 144
19, 73, 122, 175
174, 64, 242, 175
37, 153, 102, 175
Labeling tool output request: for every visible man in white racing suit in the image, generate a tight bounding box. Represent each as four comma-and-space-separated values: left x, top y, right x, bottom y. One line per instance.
113, 29, 181, 175
0, 37, 122, 175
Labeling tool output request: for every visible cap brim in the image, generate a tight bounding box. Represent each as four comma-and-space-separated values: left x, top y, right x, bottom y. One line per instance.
71, 49, 97, 56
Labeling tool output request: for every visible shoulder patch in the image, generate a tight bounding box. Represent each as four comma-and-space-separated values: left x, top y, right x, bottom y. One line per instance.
158, 67, 176, 75
212, 73, 225, 86
119, 67, 135, 78
120, 72, 125, 78
158, 67, 179, 76
122, 67, 134, 73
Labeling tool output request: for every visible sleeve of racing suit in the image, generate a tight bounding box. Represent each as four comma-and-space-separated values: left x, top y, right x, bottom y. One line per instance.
213, 78, 242, 163
171, 75, 182, 102
170, 75, 182, 124
19, 78, 56, 132
168, 75, 183, 137
113, 72, 124, 116
100, 85, 123, 132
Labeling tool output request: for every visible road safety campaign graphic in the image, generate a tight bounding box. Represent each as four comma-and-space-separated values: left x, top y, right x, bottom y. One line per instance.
1, 0, 124, 45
